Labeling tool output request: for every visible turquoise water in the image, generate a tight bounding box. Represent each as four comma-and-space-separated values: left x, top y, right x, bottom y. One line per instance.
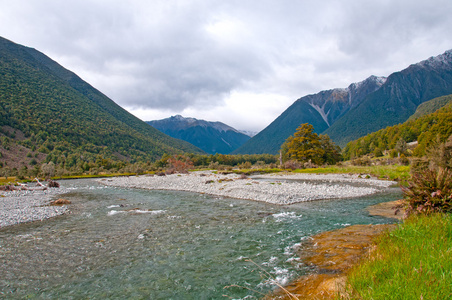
0, 179, 400, 299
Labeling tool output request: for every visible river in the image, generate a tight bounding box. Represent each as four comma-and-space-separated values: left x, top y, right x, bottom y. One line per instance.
0, 178, 400, 299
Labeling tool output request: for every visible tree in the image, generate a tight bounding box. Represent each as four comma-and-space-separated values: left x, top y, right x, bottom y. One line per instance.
395, 138, 408, 157
41, 162, 55, 179
281, 123, 325, 165
319, 134, 342, 164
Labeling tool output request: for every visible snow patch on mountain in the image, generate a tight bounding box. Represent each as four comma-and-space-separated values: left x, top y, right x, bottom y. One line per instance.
418, 49, 452, 69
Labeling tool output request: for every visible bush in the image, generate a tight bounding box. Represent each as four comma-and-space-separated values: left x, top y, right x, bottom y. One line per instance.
238, 161, 252, 169
167, 155, 193, 174
402, 168, 452, 215
283, 160, 302, 170
389, 149, 398, 158
398, 154, 410, 166
351, 157, 372, 166
373, 147, 383, 157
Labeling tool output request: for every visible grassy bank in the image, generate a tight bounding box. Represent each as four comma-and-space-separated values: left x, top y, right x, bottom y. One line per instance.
346, 213, 452, 299
294, 164, 410, 182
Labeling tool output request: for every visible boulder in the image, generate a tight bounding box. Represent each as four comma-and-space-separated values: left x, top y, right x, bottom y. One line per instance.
49, 198, 71, 205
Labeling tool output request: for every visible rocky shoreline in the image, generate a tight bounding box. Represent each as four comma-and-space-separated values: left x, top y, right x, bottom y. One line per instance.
0, 171, 395, 229
0, 171, 396, 229
0, 186, 69, 228
99, 171, 395, 205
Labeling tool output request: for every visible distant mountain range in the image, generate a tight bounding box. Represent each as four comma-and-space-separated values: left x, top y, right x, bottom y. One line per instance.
0, 36, 202, 170
235, 49, 452, 154
3, 34, 452, 169
147, 115, 250, 154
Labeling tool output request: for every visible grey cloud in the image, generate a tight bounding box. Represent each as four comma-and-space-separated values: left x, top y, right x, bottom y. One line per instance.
1, 0, 452, 130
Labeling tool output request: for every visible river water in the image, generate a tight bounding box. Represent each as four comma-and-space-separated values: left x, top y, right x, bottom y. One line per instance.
0, 179, 400, 299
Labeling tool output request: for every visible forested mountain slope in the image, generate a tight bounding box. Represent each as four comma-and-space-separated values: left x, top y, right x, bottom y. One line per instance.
0, 36, 202, 172
343, 95, 452, 159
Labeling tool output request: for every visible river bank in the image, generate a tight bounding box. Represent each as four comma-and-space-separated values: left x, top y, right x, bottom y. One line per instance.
99, 171, 395, 205
267, 200, 403, 299
0, 171, 396, 228
0, 186, 69, 228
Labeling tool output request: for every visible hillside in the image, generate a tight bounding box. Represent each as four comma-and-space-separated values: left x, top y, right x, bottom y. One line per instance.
233, 76, 386, 154
343, 97, 452, 159
0, 36, 202, 174
147, 115, 250, 154
324, 50, 452, 147
408, 94, 452, 121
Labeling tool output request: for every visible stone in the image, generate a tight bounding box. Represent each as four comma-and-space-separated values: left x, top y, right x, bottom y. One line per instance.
49, 198, 71, 205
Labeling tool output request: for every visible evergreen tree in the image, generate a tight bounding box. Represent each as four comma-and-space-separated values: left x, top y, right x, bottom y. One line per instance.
281, 124, 325, 165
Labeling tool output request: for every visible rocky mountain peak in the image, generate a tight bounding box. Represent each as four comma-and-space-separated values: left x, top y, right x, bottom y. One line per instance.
416, 49, 452, 69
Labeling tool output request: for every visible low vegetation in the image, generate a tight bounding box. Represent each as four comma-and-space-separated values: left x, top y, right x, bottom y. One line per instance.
403, 168, 452, 215
294, 164, 410, 182
347, 213, 452, 300
345, 132, 452, 299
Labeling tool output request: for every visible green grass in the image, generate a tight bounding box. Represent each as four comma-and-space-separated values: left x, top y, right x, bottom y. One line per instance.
231, 168, 283, 175
0, 173, 140, 185
347, 213, 452, 299
293, 164, 410, 182
54, 173, 138, 180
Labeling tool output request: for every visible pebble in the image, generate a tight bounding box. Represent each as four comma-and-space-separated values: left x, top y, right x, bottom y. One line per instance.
100, 171, 396, 205
0, 188, 68, 228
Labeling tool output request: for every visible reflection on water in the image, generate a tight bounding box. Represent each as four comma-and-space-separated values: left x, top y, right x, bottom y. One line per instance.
0, 179, 400, 299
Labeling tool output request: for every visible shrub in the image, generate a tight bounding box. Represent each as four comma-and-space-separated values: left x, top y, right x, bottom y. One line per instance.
373, 147, 383, 157
283, 160, 302, 170
402, 168, 452, 215
409, 157, 429, 173
238, 161, 252, 169
389, 149, 398, 158
303, 159, 318, 169
398, 154, 410, 166
351, 157, 372, 166
165, 155, 194, 174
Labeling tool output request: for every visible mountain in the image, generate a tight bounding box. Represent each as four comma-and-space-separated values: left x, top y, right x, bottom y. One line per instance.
238, 130, 258, 137
342, 96, 452, 159
233, 75, 386, 154
235, 49, 452, 154
147, 115, 250, 154
407, 94, 452, 121
324, 50, 452, 147
0, 36, 202, 172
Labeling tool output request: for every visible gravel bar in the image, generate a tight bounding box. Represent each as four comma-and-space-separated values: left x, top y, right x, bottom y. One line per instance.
0, 188, 68, 228
100, 171, 396, 205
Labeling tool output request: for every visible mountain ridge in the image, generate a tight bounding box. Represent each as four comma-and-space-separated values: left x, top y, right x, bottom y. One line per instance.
324, 49, 452, 147
233, 75, 386, 154
147, 115, 250, 154
235, 49, 452, 154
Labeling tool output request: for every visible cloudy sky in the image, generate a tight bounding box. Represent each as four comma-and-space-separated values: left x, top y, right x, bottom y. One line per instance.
1, 0, 452, 132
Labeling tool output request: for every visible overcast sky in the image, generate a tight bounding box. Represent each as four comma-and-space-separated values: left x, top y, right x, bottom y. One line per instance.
1, 0, 452, 132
